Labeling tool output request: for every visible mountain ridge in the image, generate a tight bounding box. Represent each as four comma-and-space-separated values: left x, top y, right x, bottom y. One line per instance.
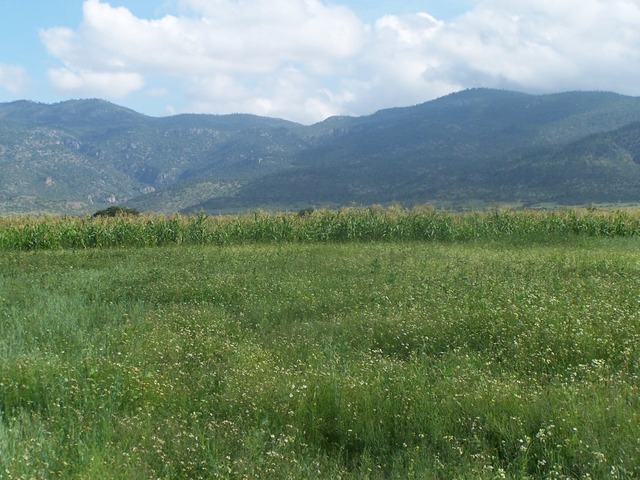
1, 89, 640, 214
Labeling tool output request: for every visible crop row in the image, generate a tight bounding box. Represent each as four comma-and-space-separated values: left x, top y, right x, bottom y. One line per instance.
1, 206, 639, 250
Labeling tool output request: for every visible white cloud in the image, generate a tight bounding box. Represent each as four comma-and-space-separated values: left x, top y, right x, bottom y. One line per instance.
39, 0, 640, 123
47, 68, 145, 98
0, 64, 30, 95
40, 0, 367, 122
425, 0, 640, 94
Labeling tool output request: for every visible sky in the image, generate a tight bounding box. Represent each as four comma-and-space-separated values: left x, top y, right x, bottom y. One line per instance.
1, 0, 639, 124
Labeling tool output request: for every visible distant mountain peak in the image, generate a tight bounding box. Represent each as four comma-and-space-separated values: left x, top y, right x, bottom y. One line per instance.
1, 89, 640, 215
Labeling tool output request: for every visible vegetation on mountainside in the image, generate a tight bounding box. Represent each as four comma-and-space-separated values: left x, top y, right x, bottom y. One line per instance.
2, 89, 640, 214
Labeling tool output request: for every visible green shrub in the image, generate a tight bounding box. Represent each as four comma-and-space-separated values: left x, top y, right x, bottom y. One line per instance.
92, 206, 141, 218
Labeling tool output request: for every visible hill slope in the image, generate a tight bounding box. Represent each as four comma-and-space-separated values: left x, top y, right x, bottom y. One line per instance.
195, 89, 640, 211
0, 99, 302, 213
1, 89, 640, 214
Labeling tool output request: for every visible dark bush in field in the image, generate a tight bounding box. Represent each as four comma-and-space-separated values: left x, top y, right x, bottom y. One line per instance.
92, 206, 141, 218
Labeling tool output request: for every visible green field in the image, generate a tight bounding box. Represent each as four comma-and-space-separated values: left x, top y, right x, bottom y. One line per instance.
1, 209, 639, 479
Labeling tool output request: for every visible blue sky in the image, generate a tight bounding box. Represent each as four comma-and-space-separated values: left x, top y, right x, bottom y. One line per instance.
1, 0, 639, 123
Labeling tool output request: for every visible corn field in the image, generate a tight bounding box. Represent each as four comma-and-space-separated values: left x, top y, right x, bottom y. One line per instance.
1, 206, 639, 250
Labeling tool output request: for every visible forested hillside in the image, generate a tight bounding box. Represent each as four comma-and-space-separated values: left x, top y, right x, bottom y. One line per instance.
2, 89, 640, 214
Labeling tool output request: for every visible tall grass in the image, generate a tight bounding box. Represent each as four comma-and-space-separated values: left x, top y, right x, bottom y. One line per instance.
1, 206, 639, 250
1, 239, 640, 478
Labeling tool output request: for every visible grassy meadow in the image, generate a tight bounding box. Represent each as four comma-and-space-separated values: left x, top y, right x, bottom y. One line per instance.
1, 207, 640, 479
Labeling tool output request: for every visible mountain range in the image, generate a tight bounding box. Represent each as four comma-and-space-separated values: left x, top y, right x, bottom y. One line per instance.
1, 88, 640, 215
